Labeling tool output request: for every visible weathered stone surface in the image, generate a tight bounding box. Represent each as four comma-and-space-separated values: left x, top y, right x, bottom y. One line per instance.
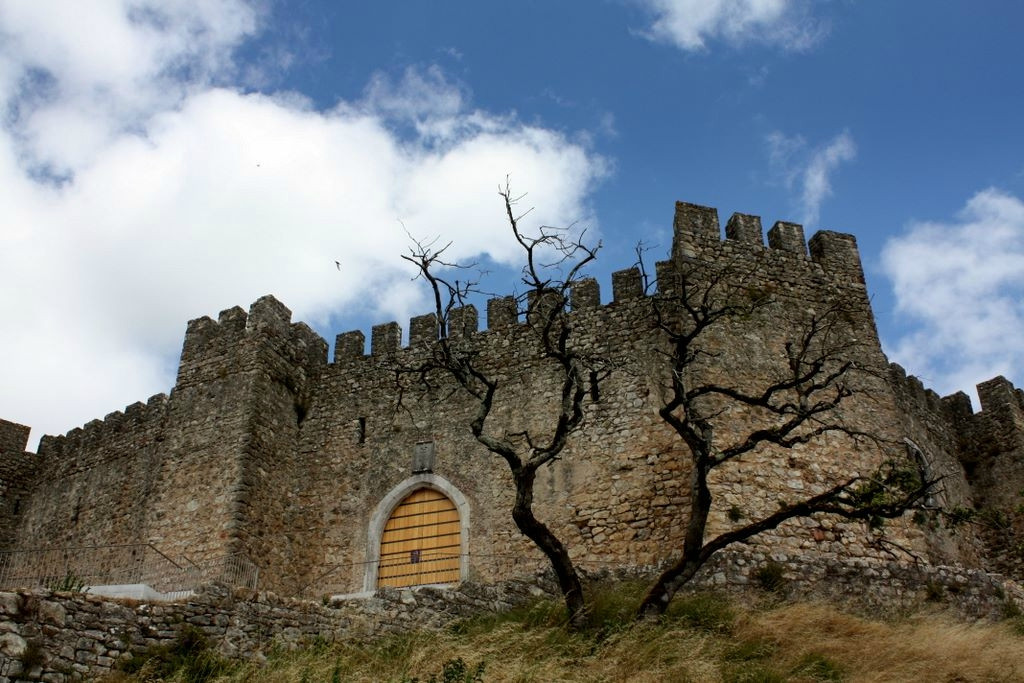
0, 561, 1019, 680
37, 600, 65, 627
0, 594, 19, 617
0, 199, 1021, 629
0, 631, 26, 657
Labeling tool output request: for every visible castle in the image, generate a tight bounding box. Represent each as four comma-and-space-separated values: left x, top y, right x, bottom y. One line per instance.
1, 201, 1022, 600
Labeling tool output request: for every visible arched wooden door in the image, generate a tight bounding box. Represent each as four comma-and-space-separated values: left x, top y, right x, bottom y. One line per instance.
377, 488, 461, 588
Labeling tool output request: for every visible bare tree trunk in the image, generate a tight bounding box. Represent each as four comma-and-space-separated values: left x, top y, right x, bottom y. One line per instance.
639, 455, 712, 618
638, 559, 705, 619
511, 466, 587, 628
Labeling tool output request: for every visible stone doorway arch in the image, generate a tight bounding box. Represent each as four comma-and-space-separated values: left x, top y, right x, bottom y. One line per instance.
364, 474, 471, 591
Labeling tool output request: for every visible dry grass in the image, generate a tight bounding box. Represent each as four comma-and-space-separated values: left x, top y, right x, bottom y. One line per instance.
111, 589, 1024, 683
737, 602, 1024, 682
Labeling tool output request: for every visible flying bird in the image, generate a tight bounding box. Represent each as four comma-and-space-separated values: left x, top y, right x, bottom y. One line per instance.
335, 261, 341, 270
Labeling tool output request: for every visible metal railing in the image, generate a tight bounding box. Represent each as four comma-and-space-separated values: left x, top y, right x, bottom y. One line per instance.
0, 544, 259, 599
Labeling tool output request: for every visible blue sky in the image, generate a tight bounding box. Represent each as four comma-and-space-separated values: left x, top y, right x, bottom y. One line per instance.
2, 1, 1023, 447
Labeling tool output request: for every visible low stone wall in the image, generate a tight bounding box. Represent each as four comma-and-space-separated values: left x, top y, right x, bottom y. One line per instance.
0, 555, 1020, 682
693, 550, 1024, 619
0, 579, 553, 682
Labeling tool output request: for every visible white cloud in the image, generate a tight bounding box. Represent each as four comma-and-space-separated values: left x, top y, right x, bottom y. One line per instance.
0, 2, 608, 447
638, 0, 828, 52
765, 129, 855, 227
1, 0, 260, 176
361, 65, 467, 130
881, 189, 1024, 400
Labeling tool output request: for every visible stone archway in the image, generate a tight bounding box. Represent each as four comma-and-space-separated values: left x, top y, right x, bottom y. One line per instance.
364, 474, 470, 591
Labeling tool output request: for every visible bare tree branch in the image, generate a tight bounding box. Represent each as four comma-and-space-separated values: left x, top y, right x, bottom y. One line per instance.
635, 251, 935, 618
396, 181, 602, 629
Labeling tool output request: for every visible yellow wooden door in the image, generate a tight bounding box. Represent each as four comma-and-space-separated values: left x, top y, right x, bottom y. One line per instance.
378, 488, 461, 588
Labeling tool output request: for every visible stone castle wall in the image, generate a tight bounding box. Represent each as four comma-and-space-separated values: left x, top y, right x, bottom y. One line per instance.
1, 200, 1021, 598
961, 377, 1024, 576
283, 202, 934, 597
0, 422, 33, 550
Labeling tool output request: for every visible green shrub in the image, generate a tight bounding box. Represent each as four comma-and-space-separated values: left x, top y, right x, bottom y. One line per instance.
449, 597, 563, 637
753, 561, 786, 593
20, 640, 45, 669
999, 599, 1024, 635
583, 579, 646, 635
403, 657, 485, 683
117, 625, 233, 683
667, 592, 736, 634
47, 572, 86, 593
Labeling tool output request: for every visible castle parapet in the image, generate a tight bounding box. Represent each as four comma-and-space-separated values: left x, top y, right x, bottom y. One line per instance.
449, 305, 478, 338
218, 306, 247, 333
889, 364, 1024, 466
672, 202, 720, 259
334, 331, 365, 360
179, 295, 327, 386
570, 278, 600, 310
655, 260, 678, 296
725, 213, 763, 245
942, 391, 974, 424
526, 289, 565, 325
371, 322, 402, 356
611, 268, 642, 301
247, 295, 293, 335
975, 376, 1024, 453
409, 314, 438, 347
35, 393, 169, 459
767, 221, 806, 255
888, 363, 949, 416
671, 201, 865, 284
487, 296, 517, 329
0, 419, 30, 457
808, 231, 865, 284
977, 376, 1024, 415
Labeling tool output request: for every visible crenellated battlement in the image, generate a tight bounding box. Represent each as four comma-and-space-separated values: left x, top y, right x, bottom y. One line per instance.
183, 295, 327, 359
0, 201, 927, 453
0, 419, 30, 457
3, 196, 1022, 596
887, 362, 1024, 474
330, 265, 652, 362
178, 295, 328, 387
972, 376, 1024, 455
671, 201, 865, 284
977, 376, 1024, 416
887, 363, 1023, 430
36, 393, 169, 458
889, 363, 950, 417
314, 202, 876, 367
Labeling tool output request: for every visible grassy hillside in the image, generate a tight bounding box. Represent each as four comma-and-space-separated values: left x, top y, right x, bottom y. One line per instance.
106, 583, 1024, 683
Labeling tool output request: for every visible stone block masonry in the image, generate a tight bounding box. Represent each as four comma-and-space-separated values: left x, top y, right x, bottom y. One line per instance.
0, 199, 1022, 607
0, 578, 555, 681
0, 421, 33, 550
0, 554, 1019, 681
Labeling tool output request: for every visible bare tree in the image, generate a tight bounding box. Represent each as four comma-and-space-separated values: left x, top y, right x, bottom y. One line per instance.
635, 255, 936, 618
401, 191, 933, 627
400, 183, 601, 629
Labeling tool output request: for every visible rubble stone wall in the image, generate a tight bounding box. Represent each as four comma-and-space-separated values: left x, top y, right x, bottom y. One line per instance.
1, 200, 1022, 601
0, 554, 1020, 682
0, 422, 33, 550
